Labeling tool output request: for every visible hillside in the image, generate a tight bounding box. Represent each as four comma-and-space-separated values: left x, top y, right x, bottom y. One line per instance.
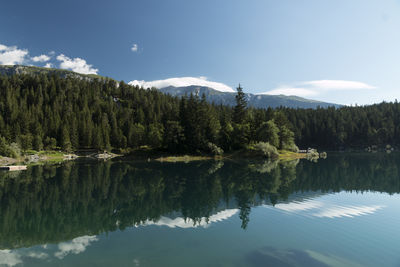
0, 65, 113, 81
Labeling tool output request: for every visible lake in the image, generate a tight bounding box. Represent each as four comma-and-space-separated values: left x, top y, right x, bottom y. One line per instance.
0, 152, 400, 266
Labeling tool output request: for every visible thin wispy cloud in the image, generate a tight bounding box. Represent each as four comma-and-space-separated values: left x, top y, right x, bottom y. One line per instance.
31, 54, 50, 62
261, 80, 376, 97
304, 80, 376, 90
0, 43, 29, 65
131, 43, 138, 52
56, 54, 98, 75
261, 87, 317, 97
129, 77, 235, 92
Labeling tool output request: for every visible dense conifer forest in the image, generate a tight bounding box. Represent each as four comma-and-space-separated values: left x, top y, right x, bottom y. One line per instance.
0, 74, 296, 156
282, 102, 400, 149
0, 73, 399, 157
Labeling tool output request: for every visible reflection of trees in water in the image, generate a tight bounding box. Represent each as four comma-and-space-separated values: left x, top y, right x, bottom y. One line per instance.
0, 153, 399, 248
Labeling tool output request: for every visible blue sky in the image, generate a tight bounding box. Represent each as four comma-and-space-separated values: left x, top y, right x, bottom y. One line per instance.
1, 0, 400, 105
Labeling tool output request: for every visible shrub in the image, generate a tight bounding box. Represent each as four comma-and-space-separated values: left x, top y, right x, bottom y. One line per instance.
8, 143, 21, 158
207, 142, 224, 155
283, 143, 299, 152
253, 142, 279, 159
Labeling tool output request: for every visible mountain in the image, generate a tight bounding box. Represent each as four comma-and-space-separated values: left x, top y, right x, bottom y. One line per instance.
0, 65, 113, 81
160, 85, 341, 109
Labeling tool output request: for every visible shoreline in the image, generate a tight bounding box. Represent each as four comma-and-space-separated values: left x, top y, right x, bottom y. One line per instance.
0, 148, 316, 167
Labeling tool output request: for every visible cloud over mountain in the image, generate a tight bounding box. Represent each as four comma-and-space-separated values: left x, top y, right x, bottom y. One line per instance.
56, 54, 98, 75
129, 76, 235, 92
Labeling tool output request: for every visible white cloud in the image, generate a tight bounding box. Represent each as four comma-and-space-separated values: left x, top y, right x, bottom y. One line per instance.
56, 54, 98, 75
131, 44, 138, 52
304, 80, 376, 90
54, 235, 98, 259
44, 63, 53, 68
129, 77, 235, 92
0, 250, 22, 267
261, 80, 376, 97
260, 87, 317, 97
0, 43, 29, 65
31, 54, 50, 62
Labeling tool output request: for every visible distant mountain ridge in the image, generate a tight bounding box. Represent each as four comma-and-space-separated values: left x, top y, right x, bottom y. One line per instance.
0, 65, 341, 108
160, 85, 341, 109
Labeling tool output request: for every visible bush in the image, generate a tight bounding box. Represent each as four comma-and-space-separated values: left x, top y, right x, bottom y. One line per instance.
207, 142, 224, 155
8, 143, 21, 158
306, 149, 319, 162
283, 143, 299, 152
253, 142, 279, 159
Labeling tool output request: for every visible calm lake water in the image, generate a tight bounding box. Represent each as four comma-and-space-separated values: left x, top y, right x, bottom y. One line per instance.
1, 152, 400, 266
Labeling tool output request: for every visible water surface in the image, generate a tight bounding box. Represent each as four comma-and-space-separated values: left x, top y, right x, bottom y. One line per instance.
0, 152, 400, 266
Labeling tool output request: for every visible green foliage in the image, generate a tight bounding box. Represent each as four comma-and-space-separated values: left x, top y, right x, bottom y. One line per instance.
281, 102, 400, 149
256, 120, 280, 148
233, 84, 247, 124
0, 74, 297, 154
0, 136, 16, 158
252, 142, 279, 159
44, 137, 57, 150
18, 134, 33, 152
206, 142, 224, 155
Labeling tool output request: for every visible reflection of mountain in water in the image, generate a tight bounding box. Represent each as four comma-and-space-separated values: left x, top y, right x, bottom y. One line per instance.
0, 152, 399, 249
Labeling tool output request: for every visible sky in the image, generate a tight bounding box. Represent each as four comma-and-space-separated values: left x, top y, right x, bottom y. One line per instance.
1, 0, 400, 105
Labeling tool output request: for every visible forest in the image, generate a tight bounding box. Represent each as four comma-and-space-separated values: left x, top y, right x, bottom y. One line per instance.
0, 73, 400, 156
282, 102, 400, 149
0, 74, 296, 157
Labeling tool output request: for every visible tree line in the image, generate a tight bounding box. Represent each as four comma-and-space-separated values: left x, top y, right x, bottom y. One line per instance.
0, 74, 296, 156
281, 102, 400, 149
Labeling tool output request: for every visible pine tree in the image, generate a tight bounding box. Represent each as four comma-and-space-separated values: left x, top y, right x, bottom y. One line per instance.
233, 84, 247, 125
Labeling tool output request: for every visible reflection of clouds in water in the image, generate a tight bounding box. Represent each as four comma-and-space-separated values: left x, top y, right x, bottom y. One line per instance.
275, 200, 323, 212
27, 251, 49, 259
271, 199, 385, 219
0, 249, 50, 266
142, 209, 239, 228
313, 205, 384, 219
0, 250, 22, 267
54, 235, 98, 259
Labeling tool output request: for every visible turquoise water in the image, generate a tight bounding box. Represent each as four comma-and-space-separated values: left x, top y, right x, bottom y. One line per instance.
0, 153, 400, 266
